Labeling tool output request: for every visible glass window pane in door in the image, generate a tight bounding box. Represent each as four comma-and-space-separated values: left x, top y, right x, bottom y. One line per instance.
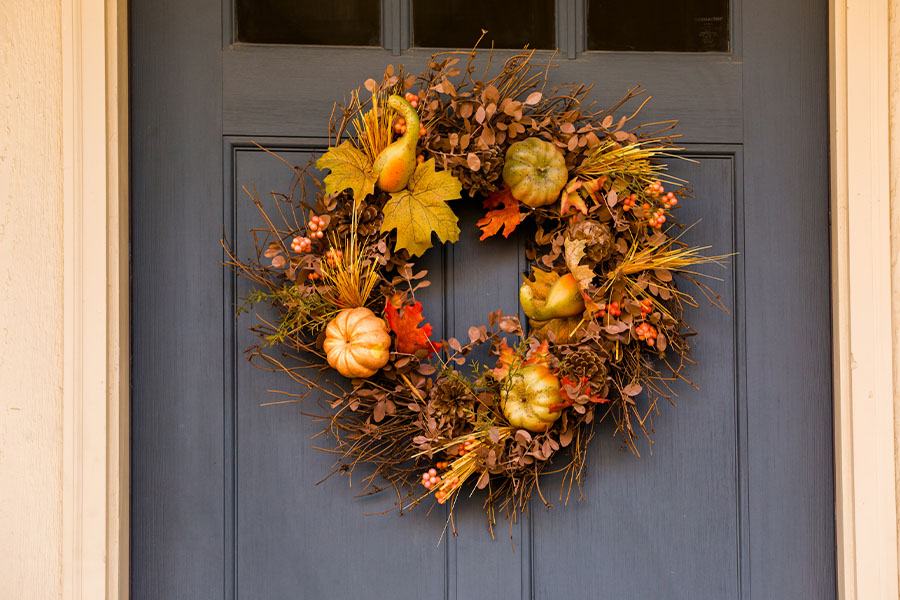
413, 0, 555, 49
587, 0, 729, 52
236, 0, 381, 46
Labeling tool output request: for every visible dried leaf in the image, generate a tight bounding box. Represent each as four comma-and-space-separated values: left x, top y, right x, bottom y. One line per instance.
477, 186, 521, 240
622, 383, 643, 396
524, 91, 542, 105
467, 152, 482, 172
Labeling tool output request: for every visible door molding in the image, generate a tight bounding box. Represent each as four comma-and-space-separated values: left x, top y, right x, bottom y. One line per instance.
830, 0, 900, 597
61, 0, 128, 598
63, 0, 896, 598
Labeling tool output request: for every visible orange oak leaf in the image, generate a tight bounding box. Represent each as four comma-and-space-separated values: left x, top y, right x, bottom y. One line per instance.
491, 340, 518, 379
477, 186, 521, 240
548, 376, 609, 413
384, 300, 441, 356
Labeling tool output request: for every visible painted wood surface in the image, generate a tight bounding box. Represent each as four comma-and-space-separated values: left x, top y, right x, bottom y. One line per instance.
131, 0, 834, 597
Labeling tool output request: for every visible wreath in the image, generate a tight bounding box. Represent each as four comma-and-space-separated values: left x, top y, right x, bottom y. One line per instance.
225, 45, 725, 536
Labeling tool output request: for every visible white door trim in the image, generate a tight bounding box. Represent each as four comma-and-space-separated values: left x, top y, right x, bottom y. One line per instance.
830, 0, 900, 597
60, 1, 898, 598
61, 0, 128, 598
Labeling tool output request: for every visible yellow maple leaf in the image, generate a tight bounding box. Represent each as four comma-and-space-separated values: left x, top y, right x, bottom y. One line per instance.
380, 158, 461, 256
315, 141, 377, 202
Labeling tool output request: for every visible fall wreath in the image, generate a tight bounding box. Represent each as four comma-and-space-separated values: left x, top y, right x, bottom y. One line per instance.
224, 44, 725, 536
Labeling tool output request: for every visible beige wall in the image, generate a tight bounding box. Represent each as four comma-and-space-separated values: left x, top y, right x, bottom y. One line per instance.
0, 1, 64, 598
893, 0, 900, 562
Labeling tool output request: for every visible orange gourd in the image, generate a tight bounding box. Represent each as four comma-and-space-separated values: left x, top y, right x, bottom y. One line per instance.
324, 307, 391, 378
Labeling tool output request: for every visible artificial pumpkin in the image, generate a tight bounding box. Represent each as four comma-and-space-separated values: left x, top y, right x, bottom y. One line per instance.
373, 95, 420, 192
501, 362, 562, 432
502, 137, 568, 208
323, 307, 391, 378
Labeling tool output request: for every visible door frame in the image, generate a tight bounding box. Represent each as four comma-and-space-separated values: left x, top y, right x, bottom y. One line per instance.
60, 0, 897, 597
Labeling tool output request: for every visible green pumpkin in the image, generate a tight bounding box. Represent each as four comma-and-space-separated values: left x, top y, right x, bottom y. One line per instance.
502, 137, 568, 208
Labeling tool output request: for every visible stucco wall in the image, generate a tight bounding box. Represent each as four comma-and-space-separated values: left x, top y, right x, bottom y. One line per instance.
0, 2, 64, 598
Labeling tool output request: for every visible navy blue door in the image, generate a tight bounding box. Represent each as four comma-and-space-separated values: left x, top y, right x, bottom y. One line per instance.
131, 1, 834, 598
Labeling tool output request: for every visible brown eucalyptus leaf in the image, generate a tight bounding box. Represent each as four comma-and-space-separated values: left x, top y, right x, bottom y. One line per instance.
364, 78, 377, 92
656, 333, 668, 351
468, 326, 481, 343
601, 115, 614, 128
476, 470, 490, 489
654, 269, 673, 282
467, 152, 482, 171
489, 427, 501, 443
483, 84, 499, 104
559, 428, 574, 447
459, 103, 473, 119
606, 189, 618, 207
475, 105, 486, 124
481, 127, 495, 146
485, 103, 497, 119
503, 100, 522, 116
524, 91, 542, 105
622, 383, 643, 396
614, 130, 630, 141
560, 122, 575, 134
373, 400, 386, 422
515, 429, 533, 444
418, 363, 436, 375
567, 136, 579, 151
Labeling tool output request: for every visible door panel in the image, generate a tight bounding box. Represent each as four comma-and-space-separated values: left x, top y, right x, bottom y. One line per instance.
132, 0, 834, 597
532, 152, 742, 599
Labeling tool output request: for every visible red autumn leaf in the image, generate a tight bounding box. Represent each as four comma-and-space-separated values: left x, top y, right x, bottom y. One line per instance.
477, 186, 522, 240
549, 376, 608, 413
384, 300, 441, 356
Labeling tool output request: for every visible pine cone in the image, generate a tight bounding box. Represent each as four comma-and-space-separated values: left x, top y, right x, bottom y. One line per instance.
562, 348, 607, 382
568, 220, 614, 263
429, 376, 475, 419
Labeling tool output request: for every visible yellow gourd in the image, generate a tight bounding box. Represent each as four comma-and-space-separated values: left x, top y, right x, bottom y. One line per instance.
323, 307, 391, 378
373, 95, 420, 192
519, 272, 585, 321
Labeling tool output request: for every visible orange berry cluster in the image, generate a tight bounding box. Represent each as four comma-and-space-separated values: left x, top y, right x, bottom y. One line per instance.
454, 436, 478, 456
634, 322, 659, 346
291, 236, 312, 253
640, 297, 653, 316
598, 300, 621, 318
307, 215, 325, 239
325, 248, 343, 267
404, 91, 419, 109
420, 468, 441, 490
622, 192, 640, 211
307, 271, 321, 282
